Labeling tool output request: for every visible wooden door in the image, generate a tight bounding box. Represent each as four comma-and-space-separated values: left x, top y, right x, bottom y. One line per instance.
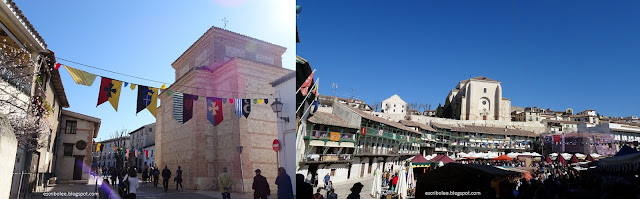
73, 156, 84, 180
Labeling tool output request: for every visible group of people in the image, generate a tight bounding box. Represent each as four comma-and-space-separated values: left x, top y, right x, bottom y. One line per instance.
249, 167, 295, 199
94, 165, 294, 199
94, 165, 182, 199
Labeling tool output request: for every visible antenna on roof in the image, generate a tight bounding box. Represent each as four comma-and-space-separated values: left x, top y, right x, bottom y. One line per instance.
332, 83, 338, 97
350, 88, 355, 100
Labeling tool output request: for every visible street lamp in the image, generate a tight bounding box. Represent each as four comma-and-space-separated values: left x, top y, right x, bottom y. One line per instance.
271, 98, 289, 122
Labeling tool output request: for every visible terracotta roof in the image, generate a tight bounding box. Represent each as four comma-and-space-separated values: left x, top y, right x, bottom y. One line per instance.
4, 0, 47, 48
502, 97, 510, 101
450, 125, 537, 137
431, 123, 453, 130
308, 112, 358, 129
270, 71, 295, 87
341, 104, 419, 133
399, 120, 436, 132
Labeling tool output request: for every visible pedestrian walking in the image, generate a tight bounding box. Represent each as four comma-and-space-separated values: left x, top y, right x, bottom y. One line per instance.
125, 168, 140, 199
175, 166, 183, 190
142, 168, 149, 186
110, 168, 118, 186
252, 169, 270, 199
297, 174, 313, 199
326, 189, 338, 199
162, 166, 171, 192
325, 181, 332, 198
313, 188, 324, 199
275, 167, 294, 199
323, 173, 330, 188
153, 167, 160, 187
99, 178, 110, 199
346, 182, 364, 199
218, 167, 233, 199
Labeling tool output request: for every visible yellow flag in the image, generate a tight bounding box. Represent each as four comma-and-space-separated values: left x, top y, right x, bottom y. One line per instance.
258, 99, 263, 104
108, 80, 123, 111
161, 83, 166, 90
130, 83, 136, 90
96, 143, 101, 152
146, 87, 159, 117
63, 65, 97, 86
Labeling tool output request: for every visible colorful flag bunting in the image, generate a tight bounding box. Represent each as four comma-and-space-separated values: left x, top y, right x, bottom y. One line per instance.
173, 92, 184, 124
183, 93, 195, 123
97, 77, 123, 111
206, 97, 224, 126
136, 85, 159, 117
242, 99, 251, 118
64, 65, 98, 86
300, 71, 314, 96
234, 98, 242, 118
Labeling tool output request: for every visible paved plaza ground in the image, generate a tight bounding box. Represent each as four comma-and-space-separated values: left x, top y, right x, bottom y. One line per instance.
30, 175, 259, 199
313, 175, 376, 199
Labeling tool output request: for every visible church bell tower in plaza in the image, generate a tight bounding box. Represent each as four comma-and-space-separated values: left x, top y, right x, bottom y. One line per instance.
155, 26, 292, 192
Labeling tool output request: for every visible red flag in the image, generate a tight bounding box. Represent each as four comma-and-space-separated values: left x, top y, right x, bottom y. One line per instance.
206, 97, 224, 126
146, 150, 149, 158
54, 63, 61, 70
300, 71, 314, 96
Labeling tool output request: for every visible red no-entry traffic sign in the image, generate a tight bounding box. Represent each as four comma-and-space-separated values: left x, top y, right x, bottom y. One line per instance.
272, 139, 280, 152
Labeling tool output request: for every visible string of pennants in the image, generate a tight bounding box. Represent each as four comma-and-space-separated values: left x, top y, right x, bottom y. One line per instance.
61, 64, 277, 127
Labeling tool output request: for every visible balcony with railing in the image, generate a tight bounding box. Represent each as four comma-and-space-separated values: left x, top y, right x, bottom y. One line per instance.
304, 130, 357, 142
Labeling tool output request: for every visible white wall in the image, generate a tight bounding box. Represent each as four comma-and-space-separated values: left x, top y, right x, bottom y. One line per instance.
0, 114, 17, 199
273, 73, 296, 194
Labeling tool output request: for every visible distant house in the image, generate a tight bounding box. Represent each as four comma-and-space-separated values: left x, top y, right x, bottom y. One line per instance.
53, 110, 100, 182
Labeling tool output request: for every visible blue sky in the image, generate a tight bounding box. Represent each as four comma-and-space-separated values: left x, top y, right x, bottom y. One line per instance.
297, 1, 640, 117
19, 0, 295, 141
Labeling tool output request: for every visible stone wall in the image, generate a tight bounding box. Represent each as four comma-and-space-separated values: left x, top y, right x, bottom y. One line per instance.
157, 58, 291, 192
0, 114, 17, 199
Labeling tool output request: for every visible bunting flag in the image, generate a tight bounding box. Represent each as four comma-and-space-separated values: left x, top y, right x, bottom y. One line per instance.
125, 149, 130, 158
96, 143, 102, 152
253, 99, 258, 104
173, 92, 184, 124
97, 77, 123, 111
258, 99, 263, 104
183, 93, 195, 123
229, 98, 234, 104
312, 82, 319, 113
136, 85, 159, 117
242, 99, 251, 118
64, 65, 98, 86
300, 70, 314, 96
124, 82, 129, 87
234, 98, 243, 118
161, 84, 167, 90
130, 83, 136, 90
146, 150, 149, 158
263, 99, 268, 104
206, 97, 224, 126
54, 63, 61, 70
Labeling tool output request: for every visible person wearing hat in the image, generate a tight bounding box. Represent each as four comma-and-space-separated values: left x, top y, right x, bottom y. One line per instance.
252, 169, 270, 199
218, 167, 233, 199
346, 182, 364, 199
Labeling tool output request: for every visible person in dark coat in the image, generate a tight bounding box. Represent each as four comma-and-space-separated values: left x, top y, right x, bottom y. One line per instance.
162, 166, 171, 192
346, 182, 364, 199
110, 167, 118, 186
326, 189, 338, 199
142, 168, 149, 184
153, 167, 160, 187
313, 188, 324, 199
297, 174, 313, 199
252, 169, 270, 199
275, 167, 294, 199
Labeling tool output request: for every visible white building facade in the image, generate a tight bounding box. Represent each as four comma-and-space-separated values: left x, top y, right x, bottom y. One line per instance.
128, 123, 155, 169
381, 94, 408, 115
446, 77, 511, 121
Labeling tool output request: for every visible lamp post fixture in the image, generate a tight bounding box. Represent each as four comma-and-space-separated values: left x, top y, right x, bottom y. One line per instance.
271, 98, 289, 123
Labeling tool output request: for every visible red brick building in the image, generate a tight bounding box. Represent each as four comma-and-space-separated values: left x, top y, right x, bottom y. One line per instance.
156, 26, 292, 192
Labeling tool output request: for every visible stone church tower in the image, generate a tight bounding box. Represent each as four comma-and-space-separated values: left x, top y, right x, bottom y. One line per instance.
445, 77, 511, 121
155, 26, 292, 192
